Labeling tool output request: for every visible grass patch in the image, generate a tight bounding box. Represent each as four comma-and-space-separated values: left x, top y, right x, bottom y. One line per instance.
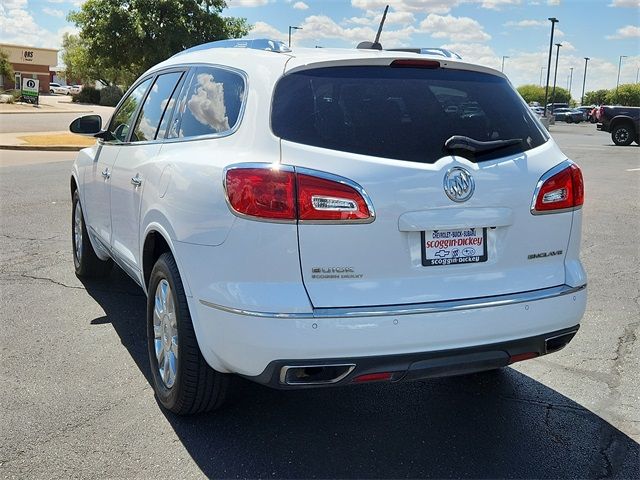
17, 133, 96, 146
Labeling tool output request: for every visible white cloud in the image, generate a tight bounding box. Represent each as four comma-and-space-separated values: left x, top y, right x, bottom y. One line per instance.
608, 0, 639, 6
250, 21, 287, 42
420, 14, 491, 42
606, 25, 640, 39
187, 73, 230, 133
504, 19, 547, 27
42, 7, 64, 17
227, 0, 269, 6
0, 0, 77, 49
345, 9, 416, 27
481, 0, 521, 9
547, 0, 560, 5
351, 0, 462, 15
293, 1, 309, 9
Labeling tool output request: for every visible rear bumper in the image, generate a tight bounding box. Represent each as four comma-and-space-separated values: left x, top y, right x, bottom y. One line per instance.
250, 326, 580, 389
597, 123, 607, 132
192, 284, 587, 378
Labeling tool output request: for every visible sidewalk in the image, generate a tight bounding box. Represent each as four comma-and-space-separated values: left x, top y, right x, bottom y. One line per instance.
0, 131, 95, 151
0, 100, 93, 115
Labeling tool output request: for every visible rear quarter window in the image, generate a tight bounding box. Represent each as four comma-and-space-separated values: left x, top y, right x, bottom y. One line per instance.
271, 66, 548, 164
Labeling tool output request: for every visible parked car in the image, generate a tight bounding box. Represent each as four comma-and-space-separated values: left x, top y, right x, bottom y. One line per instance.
596, 105, 640, 145
546, 102, 569, 113
49, 82, 70, 95
69, 39, 587, 415
69, 85, 83, 95
576, 106, 595, 122
529, 106, 545, 116
553, 108, 583, 123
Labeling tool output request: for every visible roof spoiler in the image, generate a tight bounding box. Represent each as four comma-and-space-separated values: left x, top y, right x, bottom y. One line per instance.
172, 38, 291, 58
387, 48, 462, 60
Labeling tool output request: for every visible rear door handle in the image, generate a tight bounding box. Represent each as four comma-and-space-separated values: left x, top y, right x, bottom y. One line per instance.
131, 174, 142, 187
101, 168, 110, 179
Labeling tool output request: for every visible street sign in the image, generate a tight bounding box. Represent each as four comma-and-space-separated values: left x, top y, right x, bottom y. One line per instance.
21, 78, 39, 105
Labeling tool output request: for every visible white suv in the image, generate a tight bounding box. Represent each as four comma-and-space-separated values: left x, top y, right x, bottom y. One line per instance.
69, 39, 587, 415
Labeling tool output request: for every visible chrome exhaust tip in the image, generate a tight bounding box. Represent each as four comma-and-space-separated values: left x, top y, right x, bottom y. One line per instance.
280, 364, 356, 385
545, 330, 579, 354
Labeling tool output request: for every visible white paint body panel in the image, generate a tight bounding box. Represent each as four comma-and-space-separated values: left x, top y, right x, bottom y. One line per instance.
71, 45, 587, 378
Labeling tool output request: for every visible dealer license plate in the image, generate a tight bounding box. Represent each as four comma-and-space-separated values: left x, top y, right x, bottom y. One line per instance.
421, 228, 488, 267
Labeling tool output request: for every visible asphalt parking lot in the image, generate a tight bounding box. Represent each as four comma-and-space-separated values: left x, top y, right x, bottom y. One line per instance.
0, 122, 638, 479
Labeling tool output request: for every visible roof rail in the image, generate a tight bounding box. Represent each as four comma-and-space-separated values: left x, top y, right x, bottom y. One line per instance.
387, 47, 462, 60
172, 38, 291, 58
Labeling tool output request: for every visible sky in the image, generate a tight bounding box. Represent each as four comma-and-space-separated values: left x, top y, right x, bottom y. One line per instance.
1, 0, 639, 97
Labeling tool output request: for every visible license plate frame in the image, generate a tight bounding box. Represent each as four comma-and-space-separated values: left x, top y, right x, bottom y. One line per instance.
421, 228, 488, 267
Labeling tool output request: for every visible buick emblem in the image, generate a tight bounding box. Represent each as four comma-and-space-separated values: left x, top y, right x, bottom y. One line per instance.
443, 167, 475, 202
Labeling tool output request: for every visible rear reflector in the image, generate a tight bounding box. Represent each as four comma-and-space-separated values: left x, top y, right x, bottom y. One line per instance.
352, 372, 393, 383
508, 352, 539, 364
532, 162, 584, 214
225, 165, 373, 223
391, 59, 440, 69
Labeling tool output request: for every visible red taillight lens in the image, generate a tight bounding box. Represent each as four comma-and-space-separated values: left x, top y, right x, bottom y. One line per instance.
297, 173, 371, 222
533, 163, 584, 213
225, 168, 297, 220
352, 372, 394, 383
508, 352, 539, 364
225, 166, 373, 223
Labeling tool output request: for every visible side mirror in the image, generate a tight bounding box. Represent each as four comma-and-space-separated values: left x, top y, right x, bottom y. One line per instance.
69, 115, 102, 136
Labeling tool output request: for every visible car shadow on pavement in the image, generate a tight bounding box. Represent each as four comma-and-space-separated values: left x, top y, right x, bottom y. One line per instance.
81, 267, 639, 479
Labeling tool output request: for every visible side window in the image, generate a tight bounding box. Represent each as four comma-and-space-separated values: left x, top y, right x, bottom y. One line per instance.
168, 66, 245, 139
130, 72, 184, 142
107, 78, 152, 143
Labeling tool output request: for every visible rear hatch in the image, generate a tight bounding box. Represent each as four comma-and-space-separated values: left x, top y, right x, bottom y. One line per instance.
272, 58, 572, 308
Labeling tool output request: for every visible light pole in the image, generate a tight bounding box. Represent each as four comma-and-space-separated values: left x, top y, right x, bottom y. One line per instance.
568, 67, 574, 95
550, 43, 562, 112
288, 26, 302, 47
501, 56, 509, 73
616, 55, 627, 101
581, 57, 590, 105
540, 66, 546, 86
543, 17, 559, 117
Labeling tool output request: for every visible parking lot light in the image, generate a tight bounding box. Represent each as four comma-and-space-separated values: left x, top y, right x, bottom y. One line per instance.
288, 26, 302, 47
501, 56, 509, 73
550, 43, 562, 112
616, 55, 628, 101
581, 57, 590, 105
543, 17, 559, 117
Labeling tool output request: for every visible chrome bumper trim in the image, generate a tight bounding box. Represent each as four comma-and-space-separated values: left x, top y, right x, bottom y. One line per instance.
199, 284, 586, 319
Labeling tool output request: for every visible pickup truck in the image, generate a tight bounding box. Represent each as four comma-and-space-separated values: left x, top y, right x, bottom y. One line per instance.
596, 105, 640, 146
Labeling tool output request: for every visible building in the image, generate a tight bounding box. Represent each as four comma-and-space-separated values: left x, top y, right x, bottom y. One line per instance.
0, 43, 58, 93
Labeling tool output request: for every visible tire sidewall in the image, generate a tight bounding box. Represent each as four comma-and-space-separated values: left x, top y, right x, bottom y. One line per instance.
72, 190, 85, 272
612, 125, 633, 146
146, 254, 186, 410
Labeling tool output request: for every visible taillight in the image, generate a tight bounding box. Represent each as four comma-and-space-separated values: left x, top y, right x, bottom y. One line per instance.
531, 162, 584, 214
390, 59, 440, 69
225, 167, 297, 220
224, 165, 374, 223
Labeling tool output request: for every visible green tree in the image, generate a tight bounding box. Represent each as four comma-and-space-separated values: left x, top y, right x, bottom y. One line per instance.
68, 0, 250, 87
517, 84, 545, 104
0, 48, 14, 89
548, 86, 571, 105
605, 83, 640, 106
583, 89, 609, 106
61, 33, 129, 87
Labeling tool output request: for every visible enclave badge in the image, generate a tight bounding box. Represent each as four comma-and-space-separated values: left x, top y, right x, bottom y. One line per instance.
443, 166, 475, 203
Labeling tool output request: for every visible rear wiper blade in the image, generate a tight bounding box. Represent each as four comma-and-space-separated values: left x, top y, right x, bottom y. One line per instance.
444, 135, 523, 155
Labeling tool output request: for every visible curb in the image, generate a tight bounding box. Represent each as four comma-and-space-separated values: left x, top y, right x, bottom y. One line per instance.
0, 144, 85, 152
0, 109, 92, 115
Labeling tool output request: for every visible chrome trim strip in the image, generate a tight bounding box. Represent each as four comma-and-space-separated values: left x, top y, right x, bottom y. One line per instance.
279, 364, 356, 385
199, 284, 586, 319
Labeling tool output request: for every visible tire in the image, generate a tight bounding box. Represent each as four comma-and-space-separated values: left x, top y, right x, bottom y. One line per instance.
72, 190, 112, 278
147, 252, 230, 415
611, 124, 635, 146
566, 117, 573, 123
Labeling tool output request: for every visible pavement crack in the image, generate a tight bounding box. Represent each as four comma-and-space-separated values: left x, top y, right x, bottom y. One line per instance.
0, 233, 62, 242
19, 273, 85, 290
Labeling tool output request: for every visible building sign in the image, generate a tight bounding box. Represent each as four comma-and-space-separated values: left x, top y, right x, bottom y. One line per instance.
22, 50, 34, 62
22, 78, 39, 100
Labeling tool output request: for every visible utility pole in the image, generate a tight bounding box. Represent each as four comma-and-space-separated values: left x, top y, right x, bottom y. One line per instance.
288, 26, 302, 47
616, 55, 627, 101
550, 43, 562, 112
543, 17, 559, 117
501, 56, 509, 73
540, 66, 546, 86
568, 67, 574, 95
581, 57, 590, 105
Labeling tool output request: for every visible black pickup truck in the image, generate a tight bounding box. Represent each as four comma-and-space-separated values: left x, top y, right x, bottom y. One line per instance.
596, 105, 640, 146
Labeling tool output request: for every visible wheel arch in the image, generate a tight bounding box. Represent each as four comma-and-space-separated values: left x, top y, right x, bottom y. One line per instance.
610, 115, 636, 133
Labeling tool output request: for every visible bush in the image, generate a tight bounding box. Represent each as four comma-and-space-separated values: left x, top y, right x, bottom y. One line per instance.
605, 83, 640, 107
73, 85, 100, 104
517, 84, 545, 104
99, 85, 123, 106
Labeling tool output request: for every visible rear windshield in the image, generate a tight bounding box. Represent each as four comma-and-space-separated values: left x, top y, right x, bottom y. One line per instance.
271, 66, 548, 164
